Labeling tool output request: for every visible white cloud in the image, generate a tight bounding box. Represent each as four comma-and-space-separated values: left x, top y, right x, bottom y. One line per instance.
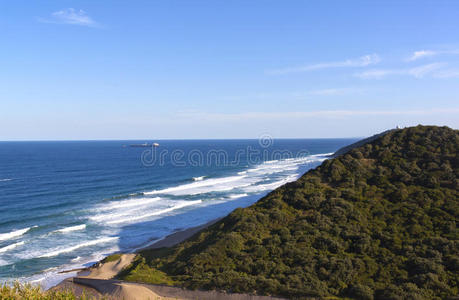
408, 50, 437, 61
267, 54, 380, 75
409, 63, 445, 78
38, 8, 98, 27
356, 63, 444, 79
407, 49, 459, 61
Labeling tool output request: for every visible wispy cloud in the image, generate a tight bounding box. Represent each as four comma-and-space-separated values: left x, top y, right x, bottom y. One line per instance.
38, 8, 98, 27
408, 50, 438, 61
307, 88, 365, 96
408, 49, 459, 61
356, 63, 445, 79
410, 63, 445, 78
267, 54, 380, 75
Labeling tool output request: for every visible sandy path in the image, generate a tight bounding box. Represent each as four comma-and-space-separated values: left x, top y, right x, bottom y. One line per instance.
83, 253, 136, 280
73, 278, 176, 300
74, 254, 175, 299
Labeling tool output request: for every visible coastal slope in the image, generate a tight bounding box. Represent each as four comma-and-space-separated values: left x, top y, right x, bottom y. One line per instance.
119, 125, 458, 299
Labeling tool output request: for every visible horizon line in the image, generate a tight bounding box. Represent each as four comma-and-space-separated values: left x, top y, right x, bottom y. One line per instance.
0, 137, 364, 142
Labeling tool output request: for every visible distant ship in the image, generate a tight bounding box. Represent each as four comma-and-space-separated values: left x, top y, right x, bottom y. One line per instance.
129, 142, 160, 148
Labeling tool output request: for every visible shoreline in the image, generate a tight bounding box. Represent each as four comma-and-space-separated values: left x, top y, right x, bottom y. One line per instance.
10, 150, 331, 292
53, 217, 223, 287
51, 217, 232, 299
135, 217, 222, 252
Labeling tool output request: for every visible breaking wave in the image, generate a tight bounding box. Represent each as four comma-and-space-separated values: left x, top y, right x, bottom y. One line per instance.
0, 227, 35, 241
38, 237, 118, 258
0, 241, 25, 253
54, 224, 86, 234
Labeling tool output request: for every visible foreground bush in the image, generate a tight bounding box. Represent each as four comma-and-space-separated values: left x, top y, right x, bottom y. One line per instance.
0, 282, 89, 300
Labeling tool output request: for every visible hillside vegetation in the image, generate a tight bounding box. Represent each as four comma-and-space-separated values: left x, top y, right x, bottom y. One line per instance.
120, 126, 459, 299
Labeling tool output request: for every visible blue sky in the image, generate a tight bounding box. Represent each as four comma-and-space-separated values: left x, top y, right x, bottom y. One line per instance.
1, 1, 458, 140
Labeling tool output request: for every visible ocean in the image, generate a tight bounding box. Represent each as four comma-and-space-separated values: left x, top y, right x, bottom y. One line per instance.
0, 138, 357, 288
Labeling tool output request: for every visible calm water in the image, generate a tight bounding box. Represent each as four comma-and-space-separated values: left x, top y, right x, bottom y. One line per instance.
0, 138, 356, 288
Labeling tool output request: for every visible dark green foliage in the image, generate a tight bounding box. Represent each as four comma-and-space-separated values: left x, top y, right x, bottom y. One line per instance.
121, 126, 459, 299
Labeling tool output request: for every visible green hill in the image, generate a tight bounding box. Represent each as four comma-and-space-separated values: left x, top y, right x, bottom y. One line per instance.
120, 125, 459, 299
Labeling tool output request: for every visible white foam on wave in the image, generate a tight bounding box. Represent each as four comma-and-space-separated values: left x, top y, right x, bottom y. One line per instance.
107, 200, 202, 225
99, 197, 161, 211
243, 174, 298, 193
0, 241, 25, 253
90, 210, 139, 222
145, 175, 245, 195
310, 152, 334, 157
192, 176, 206, 181
17, 245, 120, 290
178, 180, 255, 196
248, 165, 299, 176
228, 193, 248, 199
262, 159, 279, 164
0, 226, 35, 241
38, 237, 118, 258
55, 224, 86, 233
90, 197, 165, 222
143, 153, 330, 198
0, 178, 12, 182
148, 176, 261, 197
247, 158, 309, 175
89, 154, 329, 227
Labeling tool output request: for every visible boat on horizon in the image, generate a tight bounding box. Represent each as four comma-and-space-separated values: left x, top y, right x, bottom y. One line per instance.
129, 142, 160, 148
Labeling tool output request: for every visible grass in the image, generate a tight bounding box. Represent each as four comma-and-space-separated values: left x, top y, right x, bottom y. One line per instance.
117, 256, 175, 286
0, 282, 93, 299
100, 253, 122, 263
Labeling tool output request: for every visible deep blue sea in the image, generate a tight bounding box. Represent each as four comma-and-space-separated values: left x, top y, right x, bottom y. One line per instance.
0, 138, 357, 288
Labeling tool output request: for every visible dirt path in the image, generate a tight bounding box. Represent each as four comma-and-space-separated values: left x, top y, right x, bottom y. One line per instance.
82, 253, 136, 280
73, 278, 176, 300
